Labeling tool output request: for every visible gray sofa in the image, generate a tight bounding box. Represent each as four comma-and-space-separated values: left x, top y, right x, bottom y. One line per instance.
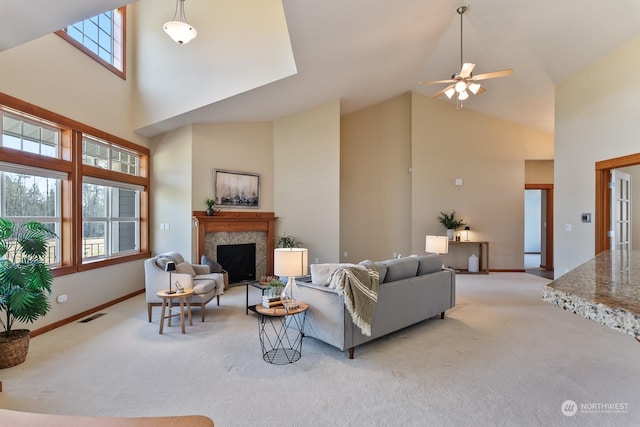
295, 254, 455, 359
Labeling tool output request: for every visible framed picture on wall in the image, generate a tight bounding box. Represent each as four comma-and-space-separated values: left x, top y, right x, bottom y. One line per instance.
214, 169, 260, 208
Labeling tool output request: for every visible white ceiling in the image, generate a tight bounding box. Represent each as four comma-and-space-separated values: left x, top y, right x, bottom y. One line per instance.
3, 0, 640, 136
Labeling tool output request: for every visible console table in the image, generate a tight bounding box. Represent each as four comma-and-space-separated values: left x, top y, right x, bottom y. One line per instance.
447, 241, 489, 274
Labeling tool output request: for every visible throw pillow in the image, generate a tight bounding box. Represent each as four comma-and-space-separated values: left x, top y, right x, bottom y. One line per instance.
201, 255, 223, 273
175, 261, 197, 277
155, 257, 173, 270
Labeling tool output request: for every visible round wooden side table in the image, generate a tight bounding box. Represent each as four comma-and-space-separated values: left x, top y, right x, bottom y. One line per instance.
156, 289, 194, 334
255, 302, 308, 364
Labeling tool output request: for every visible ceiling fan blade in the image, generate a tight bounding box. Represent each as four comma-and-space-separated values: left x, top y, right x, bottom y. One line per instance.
431, 84, 456, 99
472, 69, 513, 81
459, 63, 475, 78
419, 78, 456, 85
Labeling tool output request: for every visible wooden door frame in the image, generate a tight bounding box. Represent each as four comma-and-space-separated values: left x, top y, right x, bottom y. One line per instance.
525, 184, 554, 270
595, 152, 640, 254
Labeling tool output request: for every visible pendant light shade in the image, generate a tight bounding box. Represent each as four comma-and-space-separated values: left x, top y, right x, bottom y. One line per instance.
164, 0, 197, 44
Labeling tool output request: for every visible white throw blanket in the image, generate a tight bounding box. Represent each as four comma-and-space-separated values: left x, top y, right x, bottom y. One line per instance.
327, 265, 379, 336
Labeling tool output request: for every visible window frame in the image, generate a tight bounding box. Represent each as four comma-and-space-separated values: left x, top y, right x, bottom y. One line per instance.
55, 7, 126, 80
0, 92, 150, 276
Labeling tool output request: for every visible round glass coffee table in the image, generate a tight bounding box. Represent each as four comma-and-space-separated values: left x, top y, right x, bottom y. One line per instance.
255, 302, 308, 364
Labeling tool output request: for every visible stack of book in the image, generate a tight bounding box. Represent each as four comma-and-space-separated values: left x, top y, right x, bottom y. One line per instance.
262, 295, 283, 308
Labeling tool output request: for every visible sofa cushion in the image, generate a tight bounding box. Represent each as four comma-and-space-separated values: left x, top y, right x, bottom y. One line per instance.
201, 255, 223, 273
358, 260, 388, 283
176, 262, 196, 276
310, 263, 355, 285
412, 254, 444, 275
381, 257, 419, 283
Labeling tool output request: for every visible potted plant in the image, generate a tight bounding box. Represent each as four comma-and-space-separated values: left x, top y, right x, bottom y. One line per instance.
277, 233, 298, 248
205, 197, 216, 216
0, 218, 56, 368
437, 210, 466, 240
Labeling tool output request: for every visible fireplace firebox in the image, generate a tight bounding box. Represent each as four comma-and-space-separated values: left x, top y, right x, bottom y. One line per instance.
217, 243, 256, 284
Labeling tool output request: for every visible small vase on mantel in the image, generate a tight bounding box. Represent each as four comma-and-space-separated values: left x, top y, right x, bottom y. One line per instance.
206, 208, 214, 216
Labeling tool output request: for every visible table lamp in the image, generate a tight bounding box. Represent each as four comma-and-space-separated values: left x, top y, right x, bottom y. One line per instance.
165, 261, 176, 294
274, 248, 308, 310
464, 226, 470, 241
425, 235, 449, 255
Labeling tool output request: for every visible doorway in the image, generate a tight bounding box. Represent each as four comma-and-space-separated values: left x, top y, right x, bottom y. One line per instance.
595, 153, 640, 254
524, 184, 554, 276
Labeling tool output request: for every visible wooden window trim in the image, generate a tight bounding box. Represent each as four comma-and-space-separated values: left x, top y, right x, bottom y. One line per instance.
55, 7, 126, 80
0, 92, 150, 276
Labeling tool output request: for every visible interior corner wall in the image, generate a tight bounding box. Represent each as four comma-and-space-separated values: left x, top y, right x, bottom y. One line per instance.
341, 93, 412, 262
555, 34, 640, 276
151, 126, 194, 260
411, 93, 553, 271
273, 101, 341, 264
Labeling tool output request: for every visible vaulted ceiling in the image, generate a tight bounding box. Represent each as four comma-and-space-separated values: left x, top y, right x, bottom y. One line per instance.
3, 0, 640, 136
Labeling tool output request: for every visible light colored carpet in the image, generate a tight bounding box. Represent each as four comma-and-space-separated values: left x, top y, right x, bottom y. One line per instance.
0, 273, 638, 426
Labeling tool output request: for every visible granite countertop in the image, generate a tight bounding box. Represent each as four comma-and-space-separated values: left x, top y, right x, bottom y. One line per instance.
542, 250, 640, 339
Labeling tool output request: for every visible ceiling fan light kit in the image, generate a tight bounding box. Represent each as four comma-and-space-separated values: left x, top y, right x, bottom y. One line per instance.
420, 4, 513, 107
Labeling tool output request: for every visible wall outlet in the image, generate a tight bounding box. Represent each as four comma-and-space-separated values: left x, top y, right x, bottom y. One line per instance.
56, 294, 68, 303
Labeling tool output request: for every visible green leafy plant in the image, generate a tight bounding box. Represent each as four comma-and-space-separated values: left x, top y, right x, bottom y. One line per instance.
0, 218, 56, 337
277, 233, 298, 248
205, 197, 215, 209
437, 210, 466, 230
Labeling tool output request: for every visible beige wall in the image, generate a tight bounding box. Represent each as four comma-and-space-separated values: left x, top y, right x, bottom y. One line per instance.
151, 126, 194, 259
525, 160, 554, 184
341, 93, 412, 262
0, 8, 149, 331
274, 101, 341, 264
411, 93, 554, 270
555, 34, 640, 275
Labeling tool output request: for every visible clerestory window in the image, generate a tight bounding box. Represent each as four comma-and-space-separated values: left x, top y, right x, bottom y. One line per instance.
56, 7, 126, 79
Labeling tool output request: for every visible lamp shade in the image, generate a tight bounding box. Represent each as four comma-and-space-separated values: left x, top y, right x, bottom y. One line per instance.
425, 235, 449, 255
164, 261, 176, 272
163, 21, 197, 44
274, 248, 308, 277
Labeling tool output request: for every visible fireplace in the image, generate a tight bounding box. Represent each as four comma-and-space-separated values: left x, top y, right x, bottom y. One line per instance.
217, 243, 256, 283
194, 211, 278, 282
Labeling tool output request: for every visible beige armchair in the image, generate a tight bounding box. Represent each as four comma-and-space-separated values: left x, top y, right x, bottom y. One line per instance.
145, 251, 225, 322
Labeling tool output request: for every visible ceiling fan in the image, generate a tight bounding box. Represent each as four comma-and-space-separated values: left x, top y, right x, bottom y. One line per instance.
420, 4, 513, 104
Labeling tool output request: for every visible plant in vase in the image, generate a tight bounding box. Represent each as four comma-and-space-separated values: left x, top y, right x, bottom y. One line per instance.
263, 278, 284, 307
437, 210, 466, 241
205, 197, 216, 216
0, 218, 56, 368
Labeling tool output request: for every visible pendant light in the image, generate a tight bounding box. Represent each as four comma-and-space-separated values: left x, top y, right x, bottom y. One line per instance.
163, 0, 197, 45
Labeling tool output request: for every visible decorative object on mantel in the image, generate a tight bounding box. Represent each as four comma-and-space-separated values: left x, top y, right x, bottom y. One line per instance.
0, 218, 56, 368
437, 210, 466, 241
205, 197, 216, 216
214, 169, 260, 209
277, 233, 299, 248
464, 225, 471, 241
